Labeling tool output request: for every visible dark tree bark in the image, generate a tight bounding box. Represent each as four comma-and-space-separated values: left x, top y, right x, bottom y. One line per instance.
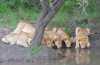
31, 0, 64, 48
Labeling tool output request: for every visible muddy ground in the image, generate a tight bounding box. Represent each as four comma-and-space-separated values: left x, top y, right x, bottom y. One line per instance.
0, 22, 100, 65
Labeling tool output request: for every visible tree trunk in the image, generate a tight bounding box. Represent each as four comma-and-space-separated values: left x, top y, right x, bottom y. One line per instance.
31, 0, 64, 48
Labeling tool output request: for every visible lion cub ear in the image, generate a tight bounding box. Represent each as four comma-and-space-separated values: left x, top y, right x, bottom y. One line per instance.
60, 27, 65, 30
57, 27, 65, 31
45, 27, 49, 31
75, 27, 81, 34
52, 27, 57, 32
86, 28, 90, 34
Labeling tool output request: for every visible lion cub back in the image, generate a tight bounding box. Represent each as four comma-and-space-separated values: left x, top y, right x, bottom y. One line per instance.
13, 20, 36, 35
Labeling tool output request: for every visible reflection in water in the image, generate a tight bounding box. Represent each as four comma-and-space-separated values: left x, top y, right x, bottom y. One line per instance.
75, 49, 90, 64
58, 49, 75, 64
48, 48, 91, 65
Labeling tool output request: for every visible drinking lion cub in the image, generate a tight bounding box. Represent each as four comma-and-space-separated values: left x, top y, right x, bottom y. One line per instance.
75, 27, 91, 48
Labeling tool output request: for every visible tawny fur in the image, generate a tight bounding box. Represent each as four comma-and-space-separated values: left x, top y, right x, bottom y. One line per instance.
2, 20, 35, 47
75, 27, 90, 48
56, 28, 72, 48
42, 27, 72, 48
2, 33, 18, 45
42, 27, 58, 47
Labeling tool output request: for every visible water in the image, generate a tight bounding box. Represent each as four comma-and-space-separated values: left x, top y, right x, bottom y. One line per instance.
32, 47, 100, 65
0, 42, 100, 65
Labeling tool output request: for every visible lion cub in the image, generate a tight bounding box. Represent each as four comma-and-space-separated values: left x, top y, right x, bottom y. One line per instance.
56, 28, 72, 48
1, 20, 35, 47
75, 27, 90, 48
13, 20, 35, 34
42, 27, 58, 48
42, 27, 72, 48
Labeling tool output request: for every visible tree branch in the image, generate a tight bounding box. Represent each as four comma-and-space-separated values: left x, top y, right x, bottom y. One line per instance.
37, 0, 50, 22
39, 0, 64, 27
37, 0, 64, 27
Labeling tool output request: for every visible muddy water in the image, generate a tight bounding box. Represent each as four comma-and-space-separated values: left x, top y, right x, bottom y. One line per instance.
0, 43, 100, 65
31, 46, 100, 65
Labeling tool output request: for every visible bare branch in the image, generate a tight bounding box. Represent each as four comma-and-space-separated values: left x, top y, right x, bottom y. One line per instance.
40, 0, 50, 11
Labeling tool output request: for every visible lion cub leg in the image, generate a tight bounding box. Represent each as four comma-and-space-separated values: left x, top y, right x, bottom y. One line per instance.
55, 40, 62, 48
27, 38, 32, 47
86, 41, 90, 48
75, 39, 80, 48
1, 33, 17, 45
65, 40, 71, 48
17, 40, 29, 47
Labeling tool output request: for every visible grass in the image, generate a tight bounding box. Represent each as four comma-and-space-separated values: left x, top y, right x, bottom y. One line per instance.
0, 10, 68, 28
32, 45, 42, 55
0, 8, 40, 29
0, 5, 97, 29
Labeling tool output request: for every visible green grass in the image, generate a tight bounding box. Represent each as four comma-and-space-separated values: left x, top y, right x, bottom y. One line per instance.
0, 8, 40, 29
49, 12, 68, 27
32, 45, 42, 55
0, 7, 70, 30
0, 5, 97, 33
